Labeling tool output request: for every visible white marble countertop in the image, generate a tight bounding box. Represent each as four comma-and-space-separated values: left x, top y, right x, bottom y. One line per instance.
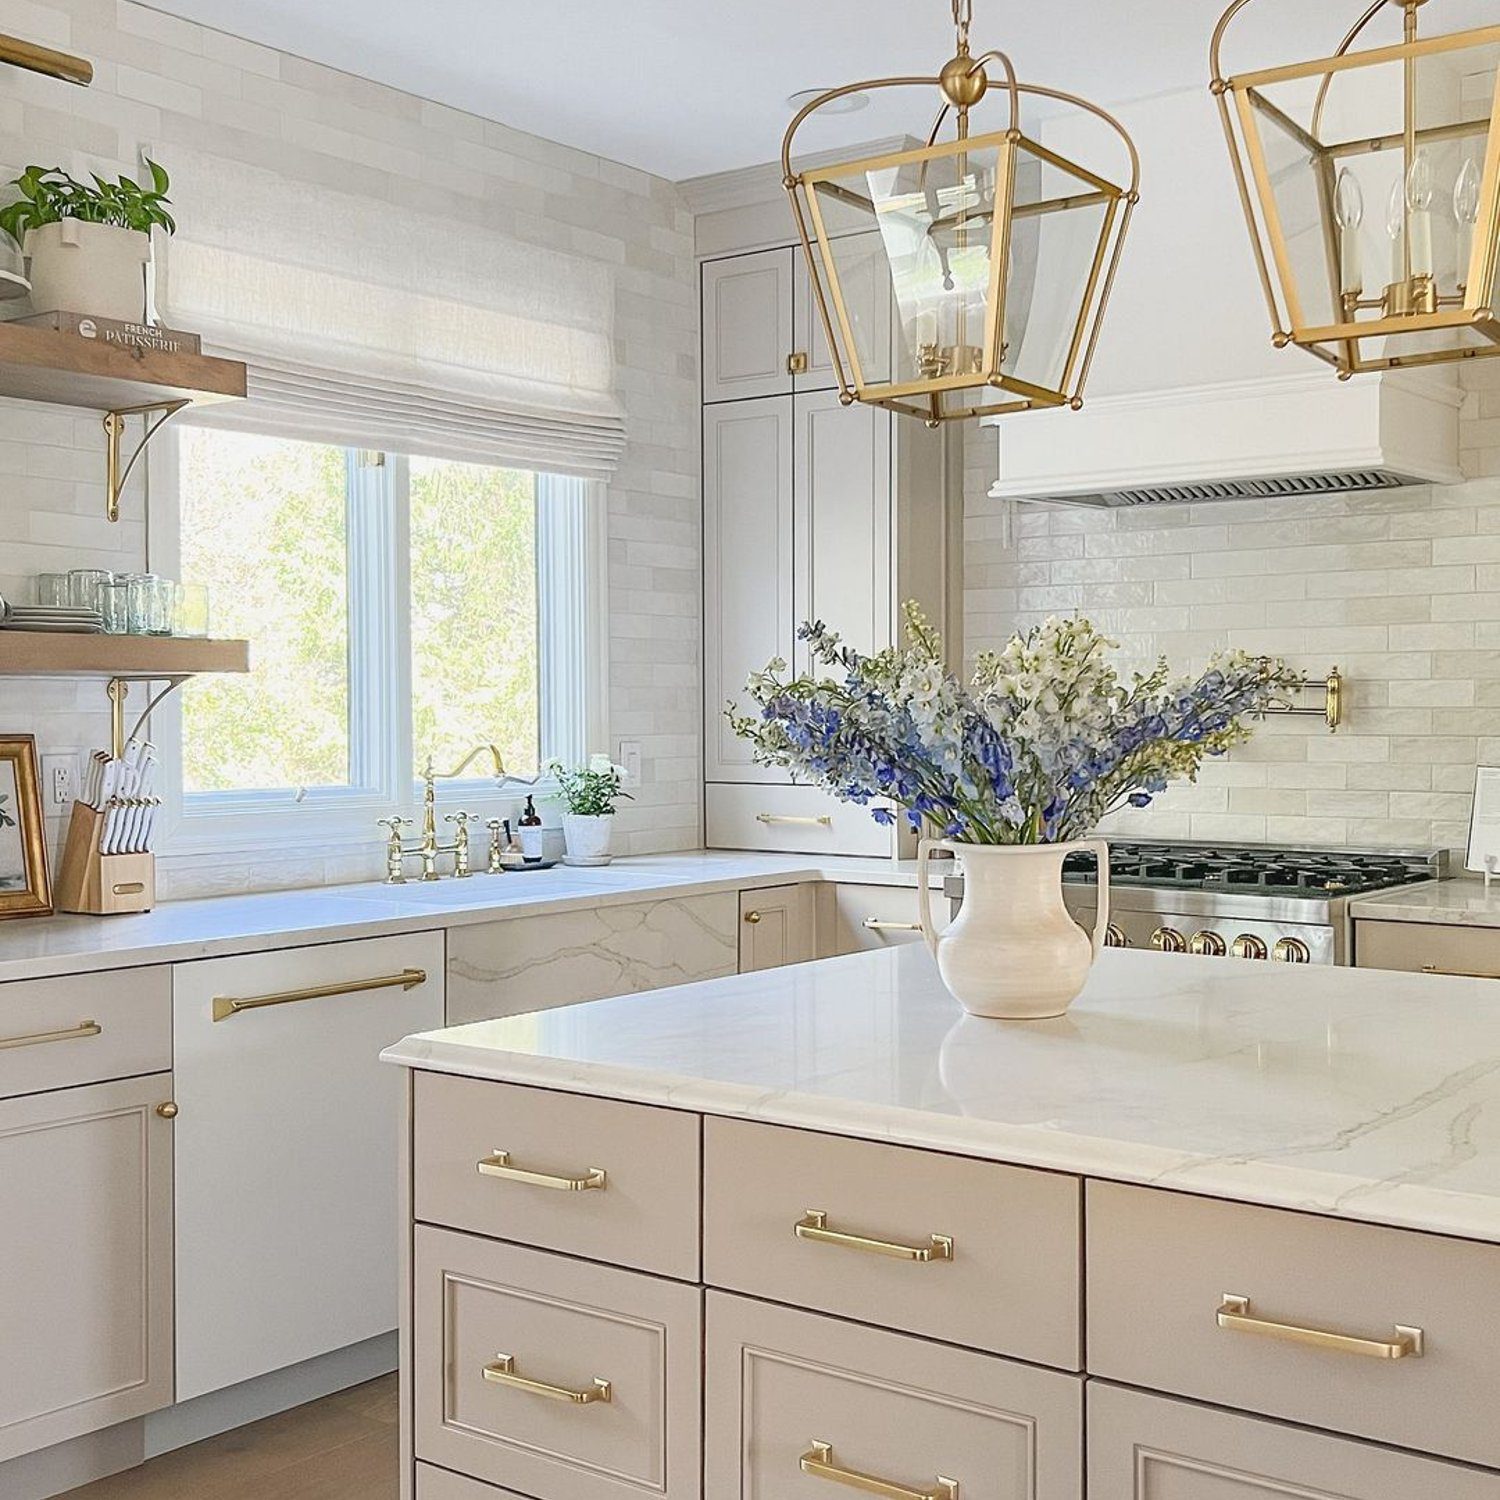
386, 944, 1500, 1245
1350, 876, 1500, 930
0, 852, 942, 985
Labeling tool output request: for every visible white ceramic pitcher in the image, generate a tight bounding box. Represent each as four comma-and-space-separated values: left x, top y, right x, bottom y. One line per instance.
917, 838, 1112, 1019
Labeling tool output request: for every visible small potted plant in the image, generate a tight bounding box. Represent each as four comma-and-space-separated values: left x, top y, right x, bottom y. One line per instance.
0, 160, 175, 323
547, 755, 631, 866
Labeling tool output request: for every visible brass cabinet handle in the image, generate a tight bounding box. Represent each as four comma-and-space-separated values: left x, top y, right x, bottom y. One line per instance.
744, 910, 763, 925
0, 1018, 101, 1051
787, 351, 810, 375
800, 1441, 958, 1500
755, 813, 832, 827
212, 967, 426, 1022
482, 1354, 611, 1405
863, 919, 922, 932
795, 1209, 953, 1263
1216, 1295, 1423, 1360
476, 1149, 606, 1192
1421, 964, 1500, 979
156, 1101, 179, 1119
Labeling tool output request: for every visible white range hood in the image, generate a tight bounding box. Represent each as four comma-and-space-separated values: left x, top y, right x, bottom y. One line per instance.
986, 86, 1467, 508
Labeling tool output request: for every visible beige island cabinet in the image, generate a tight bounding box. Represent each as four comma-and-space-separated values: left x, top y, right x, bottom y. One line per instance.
385, 943, 1500, 1500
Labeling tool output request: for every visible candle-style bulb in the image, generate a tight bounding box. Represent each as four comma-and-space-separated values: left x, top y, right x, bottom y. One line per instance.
1386, 178, 1405, 242
1406, 150, 1434, 213
1335, 168, 1364, 230
1455, 157, 1481, 227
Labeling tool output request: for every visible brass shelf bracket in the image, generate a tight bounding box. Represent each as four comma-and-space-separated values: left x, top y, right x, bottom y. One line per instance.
103, 399, 189, 523
1260, 663, 1344, 733
106, 673, 191, 758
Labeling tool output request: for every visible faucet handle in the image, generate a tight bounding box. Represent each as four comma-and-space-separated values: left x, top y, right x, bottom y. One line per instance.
378, 816, 413, 839
444, 810, 472, 829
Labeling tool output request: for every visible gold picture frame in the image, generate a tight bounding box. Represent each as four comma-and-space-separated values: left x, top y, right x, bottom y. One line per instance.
0, 735, 51, 919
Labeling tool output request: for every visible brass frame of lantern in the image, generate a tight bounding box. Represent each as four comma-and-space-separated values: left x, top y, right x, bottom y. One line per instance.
780, 30, 1139, 425
1212, 0, 1500, 377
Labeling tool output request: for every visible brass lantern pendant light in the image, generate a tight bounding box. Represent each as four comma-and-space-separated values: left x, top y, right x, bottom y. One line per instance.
781, 0, 1140, 425
1213, 0, 1500, 377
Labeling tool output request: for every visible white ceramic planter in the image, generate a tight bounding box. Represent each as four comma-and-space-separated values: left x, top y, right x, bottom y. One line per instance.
561, 813, 614, 864
917, 838, 1112, 1019
25, 220, 151, 322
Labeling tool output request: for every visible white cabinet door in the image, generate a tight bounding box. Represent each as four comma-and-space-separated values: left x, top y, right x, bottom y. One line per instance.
0, 1074, 174, 1462
738, 884, 818, 972
795, 390, 892, 672
173, 931, 445, 1400
702, 248, 794, 402
704, 396, 794, 784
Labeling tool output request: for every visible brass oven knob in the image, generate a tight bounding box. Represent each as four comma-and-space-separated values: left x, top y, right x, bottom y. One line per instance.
1189, 931, 1227, 957
1151, 926, 1187, 953
1273, 937, 1311, 964
1231, 934, 1269, 960
1103, 923, 1128, 949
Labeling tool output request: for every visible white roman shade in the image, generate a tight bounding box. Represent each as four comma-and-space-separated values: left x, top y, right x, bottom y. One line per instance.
157, 148, 625, 478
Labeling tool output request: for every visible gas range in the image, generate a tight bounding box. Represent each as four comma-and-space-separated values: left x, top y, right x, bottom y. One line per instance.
944, 839, 1446, 965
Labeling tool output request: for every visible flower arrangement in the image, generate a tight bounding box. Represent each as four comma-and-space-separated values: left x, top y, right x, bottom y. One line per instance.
546, 755, 633, 817
729, 606, 1300, 845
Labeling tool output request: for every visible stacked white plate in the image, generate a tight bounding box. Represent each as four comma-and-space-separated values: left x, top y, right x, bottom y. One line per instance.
2, 605, 104, 633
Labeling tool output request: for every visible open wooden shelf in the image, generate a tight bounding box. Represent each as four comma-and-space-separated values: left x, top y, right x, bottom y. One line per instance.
0, 633, 250, 679
0, 322, 245, 409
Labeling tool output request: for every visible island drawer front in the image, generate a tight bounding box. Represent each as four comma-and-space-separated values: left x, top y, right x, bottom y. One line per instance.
413, 1226, 702, 1500
1088, 1383, 1500, 1500
703, 1117, 1082, 1369
416, 1464, 530, 1500
1087, 1181, 1500, 1468
1354, 918, 1500, 976
705, 1291, 1083, 1500
0, 966, 170, 1101
414, 1074, 701, 1281
824, 882, 949, 954
706, 782, 891, 856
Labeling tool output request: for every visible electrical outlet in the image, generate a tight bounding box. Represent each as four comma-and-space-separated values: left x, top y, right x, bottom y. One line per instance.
42, 753, 77, 807
618, 740, 642, 784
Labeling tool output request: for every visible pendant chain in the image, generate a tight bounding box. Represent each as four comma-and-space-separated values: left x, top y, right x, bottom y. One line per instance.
952, 0, 973, 52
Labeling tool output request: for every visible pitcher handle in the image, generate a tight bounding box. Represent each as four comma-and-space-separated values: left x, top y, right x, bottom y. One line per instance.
916, 837, 946, 958
1081, 838, 1112, 957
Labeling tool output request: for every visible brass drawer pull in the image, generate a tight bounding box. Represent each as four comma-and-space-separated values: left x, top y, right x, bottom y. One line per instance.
1217, 1295, 1423, 1359
863, 919, 921, 932
476, 1149, 607, 1192
483, 1354, 611, 1405
212, 967, 426, 1022
795, 1209, 953, 1262
0, 1018, 101, 1051
1421, 964, 1500, 979
755, 813, 832, 827
801, 1441, 958, 1500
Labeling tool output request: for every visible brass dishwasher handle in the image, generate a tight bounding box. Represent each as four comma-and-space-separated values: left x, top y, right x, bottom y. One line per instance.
755, 813, 832, 827
1421, 964, 1500, 979
801, 1441, 959, 1500
0, 1018, 101, 1051
1217, 1295, 1423, 1359
483, 1354, 611, 1405
212, 968, 426, 1022
863, 919, 922, 932
796, 1209, 953, 1262
476, 1149, 606, 1192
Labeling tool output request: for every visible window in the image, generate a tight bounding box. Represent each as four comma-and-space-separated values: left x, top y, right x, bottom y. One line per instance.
166, 427, 601, 845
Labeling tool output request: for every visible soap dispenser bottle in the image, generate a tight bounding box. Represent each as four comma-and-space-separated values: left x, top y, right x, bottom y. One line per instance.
518, 796, 544, 861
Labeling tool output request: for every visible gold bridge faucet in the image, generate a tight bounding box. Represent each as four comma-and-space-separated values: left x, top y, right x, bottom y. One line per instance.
380, 744, 509, 884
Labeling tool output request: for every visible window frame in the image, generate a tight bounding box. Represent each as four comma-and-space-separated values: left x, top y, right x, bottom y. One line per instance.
146, 427, 610, 861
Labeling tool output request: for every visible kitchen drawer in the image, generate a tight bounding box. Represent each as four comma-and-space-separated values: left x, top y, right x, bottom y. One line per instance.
416, 1464, 529, 1500
821, 881, 948, 955
706, 1292, 1082, 1500
1088, 1382, 1500, 1500
414, 1226, 701, 1500
0, 966, 170, 1100
413, 1074, 701, 1281
1354, 917, 1500, 976
704, 1117, 1081, 1369
1087, 1181, 1500, 1467
707, 782, 892, 857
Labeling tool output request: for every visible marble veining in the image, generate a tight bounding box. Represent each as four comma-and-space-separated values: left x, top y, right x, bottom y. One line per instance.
385, 944, 1500, 1244
1351, 877, 1500, 931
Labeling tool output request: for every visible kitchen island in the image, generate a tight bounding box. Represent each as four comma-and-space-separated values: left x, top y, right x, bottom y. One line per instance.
386, 946, 1500, 1500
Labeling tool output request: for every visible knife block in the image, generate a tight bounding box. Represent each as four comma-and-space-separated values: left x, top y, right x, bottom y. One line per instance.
54, 801, 156, 915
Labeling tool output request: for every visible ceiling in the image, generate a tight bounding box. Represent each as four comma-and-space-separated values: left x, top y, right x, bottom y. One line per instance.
144, 0, 1496, 181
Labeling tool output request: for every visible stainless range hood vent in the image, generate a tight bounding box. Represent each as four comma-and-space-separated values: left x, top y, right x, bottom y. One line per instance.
1039, 469, 1417, 510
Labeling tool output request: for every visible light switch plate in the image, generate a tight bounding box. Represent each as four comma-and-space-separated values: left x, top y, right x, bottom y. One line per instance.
618, 740, 642, 784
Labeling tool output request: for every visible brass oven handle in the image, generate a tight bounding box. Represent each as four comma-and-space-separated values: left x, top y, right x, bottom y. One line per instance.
476, 1149, 606, 1192
1421, 965, 1500, 979
482, 1354, 612, 1405
795, 1209, 953, 1262
800, 1441, 959, 1500
1217, 1295, 1423, 1359
863, 919, 922, 932
0, 1018, 101, 1051
212, 968, 427, 1022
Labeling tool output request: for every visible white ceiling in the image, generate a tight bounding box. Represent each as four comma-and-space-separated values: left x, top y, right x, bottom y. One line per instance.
143, 0, 1494, 181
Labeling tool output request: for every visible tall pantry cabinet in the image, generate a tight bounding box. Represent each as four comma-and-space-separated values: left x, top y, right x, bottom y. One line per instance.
701, 244, 962, 856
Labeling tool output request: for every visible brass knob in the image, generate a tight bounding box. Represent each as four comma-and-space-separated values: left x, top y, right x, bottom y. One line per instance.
156, 1101, 179, 1119
1274, 937, 1311, 964
1189, 930, 1227, 957
1103, 923, 1128, 949
744, 911, 762, 925
1231, 934, 1269, 960
1151, 926, 1187, 953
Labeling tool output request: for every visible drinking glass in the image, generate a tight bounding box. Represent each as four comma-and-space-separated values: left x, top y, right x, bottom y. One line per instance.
175, 583, 210, 638
126, 573, 174, 635
68, 569, 113, 613
34, 573, 69, 607
100, 578, 130, 634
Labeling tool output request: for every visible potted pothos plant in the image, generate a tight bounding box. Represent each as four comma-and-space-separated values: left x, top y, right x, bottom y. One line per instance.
0, 160, 176, 323
546, 755, 632, 866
